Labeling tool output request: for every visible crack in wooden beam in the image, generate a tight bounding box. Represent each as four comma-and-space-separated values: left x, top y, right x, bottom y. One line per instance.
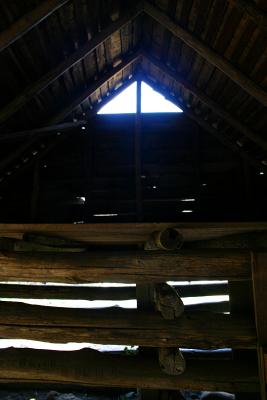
0, 2, 143, 126
143, 52, 267, 152
0, 0, 70, 52
143, 1, 267, 108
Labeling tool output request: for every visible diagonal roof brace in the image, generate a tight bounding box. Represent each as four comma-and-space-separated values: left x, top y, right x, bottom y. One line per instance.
144, 1, 267, 108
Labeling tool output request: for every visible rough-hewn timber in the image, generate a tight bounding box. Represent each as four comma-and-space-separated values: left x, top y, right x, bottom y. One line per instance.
0, 348, 259, 392
0, 303, 256, 349
0, 249, 251, 283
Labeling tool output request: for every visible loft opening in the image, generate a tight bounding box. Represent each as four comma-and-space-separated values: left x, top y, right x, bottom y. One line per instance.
97, 81, 183, 114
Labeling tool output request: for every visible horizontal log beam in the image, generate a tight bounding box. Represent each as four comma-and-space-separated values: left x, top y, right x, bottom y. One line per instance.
0, 348, 259, 392
0, 283, 228, 301
0, 222, 266, 244
144, 1, 267, 107
0, 303, 256, 348
0, 0, 69, 52
0, 249, 251, 283
0, 2, 143, 125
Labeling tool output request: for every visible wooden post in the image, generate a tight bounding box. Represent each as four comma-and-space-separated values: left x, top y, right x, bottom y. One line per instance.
252, 252, 267, 398
135, 79, 143, 221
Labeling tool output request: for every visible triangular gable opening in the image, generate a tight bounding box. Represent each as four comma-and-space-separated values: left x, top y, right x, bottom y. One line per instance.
97, 81, 183, 114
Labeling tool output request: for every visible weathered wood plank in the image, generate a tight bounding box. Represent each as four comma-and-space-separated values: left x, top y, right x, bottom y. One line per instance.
0, 303, 256, 349
144, 53, 267, 152
144, 1, 267, 107
0, 348, 259, 392
0, 222, 266, 244
0, 249, 251, 283
229, 0, 267, 31
0, 0, 69, 52
0, 2, 143, 125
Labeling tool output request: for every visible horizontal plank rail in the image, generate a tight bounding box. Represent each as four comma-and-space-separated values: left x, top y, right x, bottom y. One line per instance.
0, 303, 256, 348
0, 249, 251, 283
0, 222, 266, 243
0, 348, 259, 392
0, 283, 229, 300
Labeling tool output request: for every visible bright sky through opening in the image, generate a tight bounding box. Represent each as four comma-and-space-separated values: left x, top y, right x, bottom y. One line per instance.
97, 81, 183, 114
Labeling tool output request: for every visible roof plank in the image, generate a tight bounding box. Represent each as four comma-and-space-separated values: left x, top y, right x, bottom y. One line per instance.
144, 1, 267, 107
0, 2, 143, 126
144, 52, 267, 151
0, 0, 70, 52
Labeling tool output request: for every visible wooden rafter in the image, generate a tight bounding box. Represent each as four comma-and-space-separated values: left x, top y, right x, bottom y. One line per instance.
49, 50, 141, 124
143, 1, 267, 108
143, 53, 267, 152
143, 75, 267, 171
0, 1, 143, 126
0, 0, 69, 52
228, 0, 267, 30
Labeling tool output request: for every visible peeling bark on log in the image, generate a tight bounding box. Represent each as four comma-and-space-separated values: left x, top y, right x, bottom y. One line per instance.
0, 303, 256, 349
0, 249, 251, 283
0, 348, 259, 392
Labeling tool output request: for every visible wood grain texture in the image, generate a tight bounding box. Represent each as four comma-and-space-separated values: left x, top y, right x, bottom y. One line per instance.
0, 303, 256, 349
0, 348, 259, 392
0, 2, 143, 125
0, 249, 251, 283
0, 0, 69, 52
0, 222, 266, 243
144, 1, 267, 107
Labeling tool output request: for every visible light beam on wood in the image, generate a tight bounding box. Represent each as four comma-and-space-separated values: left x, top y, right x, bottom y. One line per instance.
0, 249, 251, 283
144, 1, 267, 107
0, 0, 69, 52
0, 348, 260, 392
144, 53, 267, 151
49, 51, 141, 124
0, 2, 143, 126
0, 303, 256, 348
0, 283, 229, 301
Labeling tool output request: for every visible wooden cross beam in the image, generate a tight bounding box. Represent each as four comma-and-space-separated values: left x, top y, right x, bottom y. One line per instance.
144, 1, 267, 108
0, 0, 70, 52
143, 52, 267, 152
0, 2, 143, 126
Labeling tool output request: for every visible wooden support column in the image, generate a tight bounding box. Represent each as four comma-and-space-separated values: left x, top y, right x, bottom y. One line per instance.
252, 252, 267, 399
135, 79, 143, 221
